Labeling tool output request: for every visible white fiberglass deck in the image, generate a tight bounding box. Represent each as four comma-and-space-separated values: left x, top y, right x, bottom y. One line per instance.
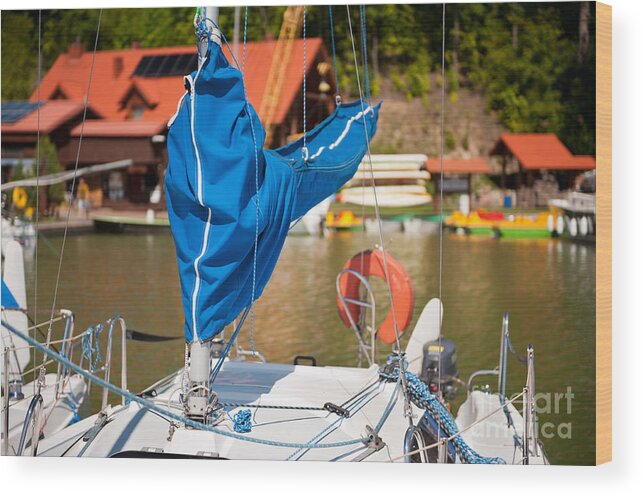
37, 361, 420, 461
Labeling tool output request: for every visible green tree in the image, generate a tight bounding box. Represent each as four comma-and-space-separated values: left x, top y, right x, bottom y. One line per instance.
1, 12, 37, 100
1, 4, 597, 154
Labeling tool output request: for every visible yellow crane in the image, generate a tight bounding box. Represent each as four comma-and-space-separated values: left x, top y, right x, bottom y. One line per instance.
257, 6, 305, 146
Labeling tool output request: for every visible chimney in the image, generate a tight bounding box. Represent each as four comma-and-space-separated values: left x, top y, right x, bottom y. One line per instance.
68, 37, 85, 59
113, 56, 124, 78
131, 41, 141, 49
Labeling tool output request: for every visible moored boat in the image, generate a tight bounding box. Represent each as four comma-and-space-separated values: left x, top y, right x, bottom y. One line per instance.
2, 241, 89, 456
548, 171, 596, 243
446, 209, 552, 239
2, 6, 549, 465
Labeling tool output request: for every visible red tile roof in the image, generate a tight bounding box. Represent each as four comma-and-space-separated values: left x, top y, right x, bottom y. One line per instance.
491, 133, 596, 170
424, 157, 491, 174
70, 120, 166, 137
31, 39, 324, 126
1, 100, 97, 135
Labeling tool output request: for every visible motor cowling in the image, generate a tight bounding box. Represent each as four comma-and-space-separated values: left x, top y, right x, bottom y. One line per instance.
419, 338, 458, 401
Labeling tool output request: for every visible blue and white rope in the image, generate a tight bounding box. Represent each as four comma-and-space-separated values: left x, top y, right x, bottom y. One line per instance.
232, 409, 252, 433
379, 368, 506, 464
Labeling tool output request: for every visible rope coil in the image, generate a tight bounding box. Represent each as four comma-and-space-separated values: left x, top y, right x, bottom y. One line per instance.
232, 409, 252, 433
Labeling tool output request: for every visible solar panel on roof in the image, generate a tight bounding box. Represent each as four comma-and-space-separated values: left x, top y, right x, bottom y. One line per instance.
1, 101, 45, 124
133, 54, 198, 78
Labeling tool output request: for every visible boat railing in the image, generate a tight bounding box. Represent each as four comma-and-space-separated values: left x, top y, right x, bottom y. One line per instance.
522, 344, 541, 464
336, 268, 377, 367
78, 316, 128, 410
15, 392, 43, 456
465, 368, 499, 393
2, 311, 129, 454
2, 346, 10, 456
465, 312, 510, 398
2, 310, 77, 455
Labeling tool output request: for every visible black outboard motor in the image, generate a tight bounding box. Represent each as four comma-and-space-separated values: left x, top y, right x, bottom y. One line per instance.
419, 338, 459, 401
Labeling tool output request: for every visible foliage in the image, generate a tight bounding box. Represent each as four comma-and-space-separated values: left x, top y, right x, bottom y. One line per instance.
1, 12, 37, 100
445, 130, 457, 151
1, 3, 596, 154
5, 137, 64, 214
40, 136, 65, 206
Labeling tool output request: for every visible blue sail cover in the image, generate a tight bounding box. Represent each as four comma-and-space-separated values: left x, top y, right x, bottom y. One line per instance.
165, 39, 380, 343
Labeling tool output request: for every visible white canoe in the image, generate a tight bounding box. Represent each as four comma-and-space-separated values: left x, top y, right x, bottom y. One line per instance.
341, 188, 432, 208
342, 185, 429, 196
347, 170, 430, 187
358, 154, 428, 169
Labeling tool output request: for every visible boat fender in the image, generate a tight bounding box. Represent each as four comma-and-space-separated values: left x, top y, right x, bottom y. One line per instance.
579, 216, 589, 237
569, 217, 578, 237
556, 215, 565, 234
337, 249, 414, 344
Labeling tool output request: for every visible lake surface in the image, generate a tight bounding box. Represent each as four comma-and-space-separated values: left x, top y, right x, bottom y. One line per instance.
23, 228, 596, 464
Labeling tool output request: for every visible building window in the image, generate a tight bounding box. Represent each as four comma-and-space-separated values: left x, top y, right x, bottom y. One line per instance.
131, 105, 145, 121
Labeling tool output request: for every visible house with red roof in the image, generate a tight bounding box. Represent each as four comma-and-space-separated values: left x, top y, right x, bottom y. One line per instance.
423, 157, 491, 209
2, 38, 334, 207
490, 133, 596, 208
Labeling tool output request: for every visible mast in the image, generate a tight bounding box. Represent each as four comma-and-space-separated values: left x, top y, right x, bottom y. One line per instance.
187, 5, 221, 424
198, 6, 221, 60
233, 6, 241, 60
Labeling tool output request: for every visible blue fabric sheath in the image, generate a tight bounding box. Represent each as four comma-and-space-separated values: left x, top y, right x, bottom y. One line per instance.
165, 39, 380, 343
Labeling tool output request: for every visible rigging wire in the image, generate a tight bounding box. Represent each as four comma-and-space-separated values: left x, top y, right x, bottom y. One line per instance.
302, 6, 308, 160
328, 5, 341, 103
359, 5, 371, 104
33, 9, 42, 392
345, 5, 412, 420
437, 2, 447, 457
241, 6, 248, 76
244, 6, 258, 355
43, 10, 103, 368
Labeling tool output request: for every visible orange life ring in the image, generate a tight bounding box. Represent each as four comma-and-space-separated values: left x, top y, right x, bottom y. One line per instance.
337, 249, 414, 344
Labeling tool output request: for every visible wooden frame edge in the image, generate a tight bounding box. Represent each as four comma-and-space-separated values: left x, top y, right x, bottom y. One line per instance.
595, 1, 612, 465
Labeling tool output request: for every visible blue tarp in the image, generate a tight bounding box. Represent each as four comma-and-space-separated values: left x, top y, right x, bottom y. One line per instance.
1, 279, 19, 309
165, 38, 380, 343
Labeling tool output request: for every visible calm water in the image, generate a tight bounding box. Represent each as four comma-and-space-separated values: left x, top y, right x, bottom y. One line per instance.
23, 229, 595, 464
